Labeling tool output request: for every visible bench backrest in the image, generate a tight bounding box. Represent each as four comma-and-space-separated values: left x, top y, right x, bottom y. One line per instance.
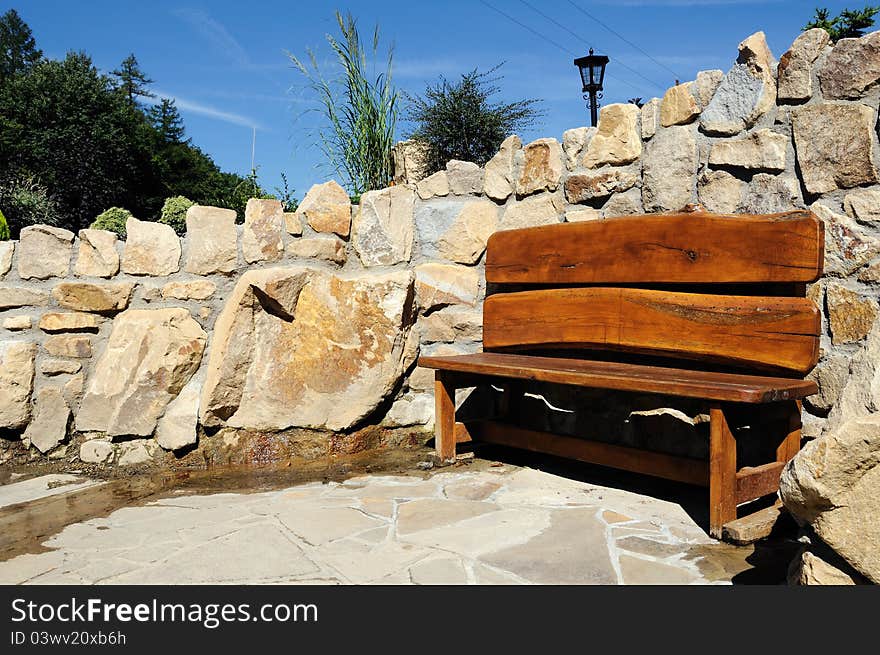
483, 209, 824, 377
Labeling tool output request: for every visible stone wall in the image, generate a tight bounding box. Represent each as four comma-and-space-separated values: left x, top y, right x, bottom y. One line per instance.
1, 28, 879, 581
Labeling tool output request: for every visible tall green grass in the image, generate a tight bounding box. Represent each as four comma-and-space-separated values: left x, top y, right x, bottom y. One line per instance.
289, 11, 398, 198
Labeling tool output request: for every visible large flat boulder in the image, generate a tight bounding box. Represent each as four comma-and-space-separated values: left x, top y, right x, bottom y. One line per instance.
200, 267, 417, 432
0, 341, 36, 429
75, 229, 119, 278
819, 30, 880, 99
76, 308, 206, 437
707, 128, 787, 172
352, 186, 415, 266
295, 181, 352, 237
23, 386, 70, 453
515, 138, 563, 196
700, 32, 776, 136
780, 413, 880, 583
826, 323, 880, 431
415, 198, 497, 264
777, 29, 829, 102
483, 135, 521, 200
51, 282, 134, 313
184, 205, 238, 275
642, 125, 697, 211
581, 104, 641, 168
17, 225, 74, 279
0, 285, 49, 310
242, 199, 284, 264
122, 218, 181, 276
793, 103, 879, 194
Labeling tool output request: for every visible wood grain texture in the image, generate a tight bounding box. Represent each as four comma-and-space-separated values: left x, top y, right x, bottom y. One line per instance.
486, 210, 824, 285
483, 287, 820, 375
466, 420, 709, 486
777, 400, 803, 463
709, 405, 738, 539
735, 462, 786, 504
434, 372, 456, 460
416, 353, 818, 403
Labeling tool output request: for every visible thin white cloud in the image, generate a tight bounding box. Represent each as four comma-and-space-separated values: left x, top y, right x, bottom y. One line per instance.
148, 92, 263, 130
173, 7, 251, 66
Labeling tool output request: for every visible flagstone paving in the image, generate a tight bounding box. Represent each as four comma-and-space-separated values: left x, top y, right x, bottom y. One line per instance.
0, 466, 775, 585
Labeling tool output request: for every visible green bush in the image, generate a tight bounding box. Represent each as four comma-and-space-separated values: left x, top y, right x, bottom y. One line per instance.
90, 207, 132, 238
0, 209, 10, 240
406, 65, 542, 175
0, 175, 61, 237
158, 196, 194, 235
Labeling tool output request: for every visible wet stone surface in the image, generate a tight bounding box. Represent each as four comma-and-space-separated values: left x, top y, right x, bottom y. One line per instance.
0, 464, 791, 585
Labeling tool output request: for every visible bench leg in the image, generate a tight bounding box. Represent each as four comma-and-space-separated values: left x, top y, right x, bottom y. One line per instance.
434, 371, 456, 461
776, 400, 802, 465
709, 404, 737, 539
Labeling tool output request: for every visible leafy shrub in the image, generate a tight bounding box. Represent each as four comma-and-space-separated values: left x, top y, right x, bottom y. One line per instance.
0, 209, 9, 240
0, 175, 61, 237
275, 173, 299, 212
90, 207, 132, 238
406, 65, 542, 175
158, 195, 194, 234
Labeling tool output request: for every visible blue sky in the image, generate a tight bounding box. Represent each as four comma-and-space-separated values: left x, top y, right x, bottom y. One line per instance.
7, 1, 860, 199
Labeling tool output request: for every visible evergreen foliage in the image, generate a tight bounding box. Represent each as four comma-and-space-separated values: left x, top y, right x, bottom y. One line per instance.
0, 9, 42, 84
0, 12, 286, 236
111, 53, 155, 108
805, 5, 879, 40
406, 65, 542, 174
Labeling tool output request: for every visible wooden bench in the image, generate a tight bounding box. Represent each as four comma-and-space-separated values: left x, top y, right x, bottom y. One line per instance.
418, 208, 824, 538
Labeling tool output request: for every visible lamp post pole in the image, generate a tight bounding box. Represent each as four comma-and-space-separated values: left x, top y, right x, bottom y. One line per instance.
586, 88, 602, 128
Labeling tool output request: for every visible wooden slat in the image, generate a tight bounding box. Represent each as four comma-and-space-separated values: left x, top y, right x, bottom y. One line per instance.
709, 406, 737, 539
735, 462, 786, 504
466, 420, 709, 487
417, 353, 818, 403
486, 210, 824, 285
484, 287, 820, 375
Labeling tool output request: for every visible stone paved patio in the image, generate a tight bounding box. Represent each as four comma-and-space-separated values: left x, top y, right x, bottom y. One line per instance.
0, 466, 775, 584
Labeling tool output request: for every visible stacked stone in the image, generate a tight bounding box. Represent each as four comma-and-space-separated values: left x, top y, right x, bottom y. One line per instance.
1, 27, 879, 585
0, 180, 483, 465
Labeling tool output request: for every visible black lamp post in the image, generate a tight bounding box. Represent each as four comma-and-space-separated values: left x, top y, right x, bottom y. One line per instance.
574, 49, 609, 127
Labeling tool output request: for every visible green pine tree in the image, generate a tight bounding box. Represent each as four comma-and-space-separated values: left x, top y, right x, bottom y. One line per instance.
111, 53, 155, 108
805, 5, 880, 41
0, 9, 42, 84
148, 98, 186, 143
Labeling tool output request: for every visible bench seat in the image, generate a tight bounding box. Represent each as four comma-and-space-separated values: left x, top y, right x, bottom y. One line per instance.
418, 353, 818, 404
